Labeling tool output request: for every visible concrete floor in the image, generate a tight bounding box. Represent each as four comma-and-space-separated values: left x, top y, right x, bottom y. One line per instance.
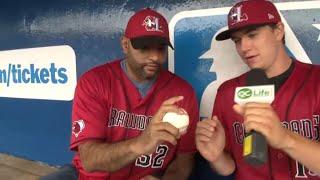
0, 153, 58, 180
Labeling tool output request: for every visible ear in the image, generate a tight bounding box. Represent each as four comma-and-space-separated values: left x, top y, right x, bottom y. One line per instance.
121, 36, 129, 54
274, 22, 285, 42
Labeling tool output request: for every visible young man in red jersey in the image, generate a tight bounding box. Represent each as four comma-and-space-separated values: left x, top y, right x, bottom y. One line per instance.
69, 8, 199, 180
196, 0, 320, 179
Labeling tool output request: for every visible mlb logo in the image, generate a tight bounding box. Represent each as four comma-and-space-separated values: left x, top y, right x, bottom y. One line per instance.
168, 1, 320, 118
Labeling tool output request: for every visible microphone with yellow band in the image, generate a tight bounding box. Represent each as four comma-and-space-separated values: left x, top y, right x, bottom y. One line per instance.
234, 69, 275, 166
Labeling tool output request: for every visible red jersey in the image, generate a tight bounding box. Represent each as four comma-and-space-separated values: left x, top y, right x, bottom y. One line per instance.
213, 60, 320, 180
70, 59, 199, 180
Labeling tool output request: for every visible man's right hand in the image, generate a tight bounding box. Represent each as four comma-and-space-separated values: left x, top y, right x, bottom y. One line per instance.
195, 116, 226, 162
133, 96, 184, 155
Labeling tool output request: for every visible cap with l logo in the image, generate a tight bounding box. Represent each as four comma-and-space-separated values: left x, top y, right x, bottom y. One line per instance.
125, 8, 173, 49
216, 0, 281, 41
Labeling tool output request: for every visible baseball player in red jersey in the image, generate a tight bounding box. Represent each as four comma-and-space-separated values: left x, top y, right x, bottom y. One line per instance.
69, 8, 199, 180
195, 0, 320, 179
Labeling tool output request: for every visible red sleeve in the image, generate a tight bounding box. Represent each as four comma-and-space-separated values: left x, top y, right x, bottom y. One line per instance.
177, 89, 199, 153
70, 70, 109, 151
212, 87, 232, 153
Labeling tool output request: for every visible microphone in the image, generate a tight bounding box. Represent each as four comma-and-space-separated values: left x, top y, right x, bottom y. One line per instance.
234, 69, 275, 166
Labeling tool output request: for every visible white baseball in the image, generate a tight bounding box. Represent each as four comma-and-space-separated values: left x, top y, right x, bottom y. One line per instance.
162, 111, 189, 135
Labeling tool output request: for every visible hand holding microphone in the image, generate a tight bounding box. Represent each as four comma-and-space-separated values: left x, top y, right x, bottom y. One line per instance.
234, 69, 275, 166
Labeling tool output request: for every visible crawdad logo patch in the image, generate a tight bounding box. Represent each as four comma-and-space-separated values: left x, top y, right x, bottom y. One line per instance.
72, 119, 85, 138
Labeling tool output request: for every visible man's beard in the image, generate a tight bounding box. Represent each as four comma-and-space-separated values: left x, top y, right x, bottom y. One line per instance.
140, 65, 160, 80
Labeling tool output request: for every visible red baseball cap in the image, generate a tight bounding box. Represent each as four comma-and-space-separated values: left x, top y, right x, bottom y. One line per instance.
125, 8, 173, 49
216, 0, 281, 41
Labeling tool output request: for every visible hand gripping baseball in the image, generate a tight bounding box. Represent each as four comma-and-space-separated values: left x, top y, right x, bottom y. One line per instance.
134, 96, 184, 155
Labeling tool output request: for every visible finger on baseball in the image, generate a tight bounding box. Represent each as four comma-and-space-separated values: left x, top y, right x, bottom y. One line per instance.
162, 96, 184, 106
155, 122, 180, 138
178, 108, 188, 115
152, 105, 180, 122
161, 105, 182, 115
158, 131, 178, 145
